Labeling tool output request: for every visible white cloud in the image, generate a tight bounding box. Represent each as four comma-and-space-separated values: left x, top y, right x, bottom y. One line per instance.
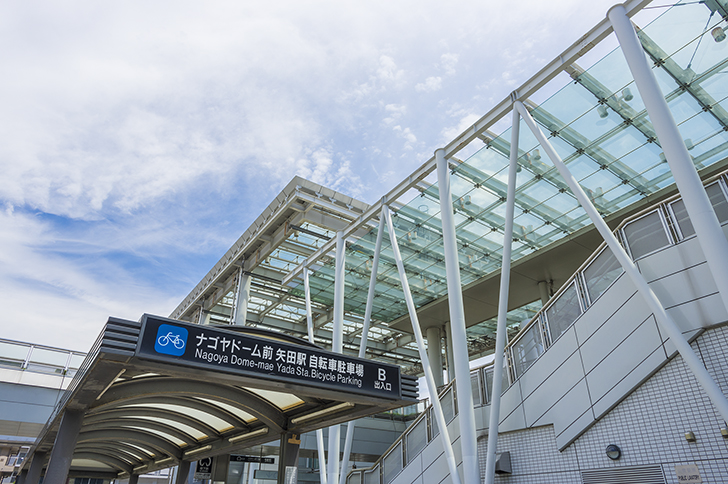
415, 76, 442, 92
440, 53, 459, 75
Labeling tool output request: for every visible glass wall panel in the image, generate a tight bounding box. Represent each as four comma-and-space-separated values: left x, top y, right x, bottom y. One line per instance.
545, 281, 582, 341
583, 246, 623, 303
429, 407, 439, 438
405, 417, 428, 462
364, 465, 380, 484
441, 388, 455, 423
28, 347, 69, 366
0, 342, 30, 368
470, 372, 482, 406
671, 182, 728, 239
512, 323, 544, 378
484, 353, 510, 404
382, 443, 402, 484
622, 210, 670, 259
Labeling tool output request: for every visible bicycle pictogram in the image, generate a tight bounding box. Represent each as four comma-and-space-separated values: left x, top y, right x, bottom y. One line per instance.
157, 331, 186, 350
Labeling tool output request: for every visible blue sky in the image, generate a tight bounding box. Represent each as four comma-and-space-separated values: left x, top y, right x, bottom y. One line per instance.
1, 0, 635, 352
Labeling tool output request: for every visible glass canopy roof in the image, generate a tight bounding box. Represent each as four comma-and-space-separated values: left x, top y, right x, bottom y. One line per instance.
287, 0, 728, 341
177, 0, 728, 374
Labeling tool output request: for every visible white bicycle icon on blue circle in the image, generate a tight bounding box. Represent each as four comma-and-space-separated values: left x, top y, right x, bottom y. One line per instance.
157, 331, 186, 350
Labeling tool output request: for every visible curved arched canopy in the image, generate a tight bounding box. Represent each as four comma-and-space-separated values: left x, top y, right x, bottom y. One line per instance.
22, 315, 418, 480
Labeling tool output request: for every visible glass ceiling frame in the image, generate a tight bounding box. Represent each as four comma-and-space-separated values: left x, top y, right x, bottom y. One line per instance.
283, 0, 728, 361
175, 0, 728, 375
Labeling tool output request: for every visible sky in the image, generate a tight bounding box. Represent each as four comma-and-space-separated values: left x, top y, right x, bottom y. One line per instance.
0, 0, 640, 353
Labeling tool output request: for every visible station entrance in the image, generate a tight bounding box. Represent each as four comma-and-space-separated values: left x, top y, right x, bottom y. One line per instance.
16, 315, 418, 484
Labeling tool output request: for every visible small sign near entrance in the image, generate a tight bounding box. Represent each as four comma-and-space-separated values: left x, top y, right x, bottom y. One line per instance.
194, 457, 213, 480
675, 464, 702, 483
230, 455, 275, 464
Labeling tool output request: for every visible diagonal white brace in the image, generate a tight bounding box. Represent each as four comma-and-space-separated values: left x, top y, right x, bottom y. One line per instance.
383, 207, 462, 484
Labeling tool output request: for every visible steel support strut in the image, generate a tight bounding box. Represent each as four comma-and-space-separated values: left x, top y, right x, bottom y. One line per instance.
339, 209, 387, 484
383, 207, 462, 484
436, 148, 479, 484
484, 105, 520, 484
327, 231, 346, 484
608, 4, 728, 313
514, 99, 728, 425
304, 268, 328, 484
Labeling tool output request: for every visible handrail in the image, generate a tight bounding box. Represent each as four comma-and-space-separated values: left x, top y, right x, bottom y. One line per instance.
346, 169, 728, 484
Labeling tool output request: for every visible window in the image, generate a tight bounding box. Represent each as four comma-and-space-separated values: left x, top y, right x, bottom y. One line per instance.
545, 281, 583, 341
583, 246, 623, 303
623, 210, 670, 259
512, 323, 545, 378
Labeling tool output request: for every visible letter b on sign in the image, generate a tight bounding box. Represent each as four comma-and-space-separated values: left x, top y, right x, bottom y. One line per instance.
378, 368, 387, 381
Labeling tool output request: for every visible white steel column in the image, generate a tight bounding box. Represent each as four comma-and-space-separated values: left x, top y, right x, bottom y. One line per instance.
426, 327, 444, 388
435, 148, 479, 484
339, 209, 387, 484
304, 268, 328, 484
514, 99, 728, 424
383, 208, 462, 484
328, 231, 345, 484
484, 106, 520, 484
609, 4, 728, 312
445, 323, 455, 383
233, 270, 252, 325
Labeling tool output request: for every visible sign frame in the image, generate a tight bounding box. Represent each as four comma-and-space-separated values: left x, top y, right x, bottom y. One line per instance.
135, 314, 402, 400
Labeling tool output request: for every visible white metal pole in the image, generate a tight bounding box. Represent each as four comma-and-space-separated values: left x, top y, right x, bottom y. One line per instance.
484, 106, 520, 484
435, 148, 480, 484
233, 270, 252, 325
383, 207, 462, 484
338, 209, 387, 484
328, 231, 345, 484
514, 99, 728, 424
304, 268, 328, 484
608, 4, 728, 312
444, 323, 455, 383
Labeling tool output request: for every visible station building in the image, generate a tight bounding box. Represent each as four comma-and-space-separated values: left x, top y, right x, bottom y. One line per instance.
11, 0, 728, 483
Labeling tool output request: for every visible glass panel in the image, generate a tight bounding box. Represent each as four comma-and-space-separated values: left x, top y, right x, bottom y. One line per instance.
512, 323, 544, 378
28, 347, 69, 366
68, 354, 86, 369
382, 442, 402, 484
440, 388, 455, 423
583, 246, 623, 303
364, 465, 380, 484
405, 417, 427, 462
429, 407, 439, 439
623, 210, 670, 259
0, 341, 30, 368
545, 281, 582, 341
670, 198, 692, 238
484, 354, 510, 404
670, 182, 728, 239
470, 372, 482, 406
709, 183, 728, 223
348, 472, 362, 484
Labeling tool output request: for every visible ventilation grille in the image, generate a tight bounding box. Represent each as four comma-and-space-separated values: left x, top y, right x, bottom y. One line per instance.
582, 465, 665, 484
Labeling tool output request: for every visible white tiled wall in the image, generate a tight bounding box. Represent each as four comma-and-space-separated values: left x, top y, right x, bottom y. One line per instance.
474, 325, 728, 483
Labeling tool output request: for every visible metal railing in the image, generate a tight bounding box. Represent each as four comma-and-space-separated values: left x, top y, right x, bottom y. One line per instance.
0, 338, 86, 377
347, 170, 728, 484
